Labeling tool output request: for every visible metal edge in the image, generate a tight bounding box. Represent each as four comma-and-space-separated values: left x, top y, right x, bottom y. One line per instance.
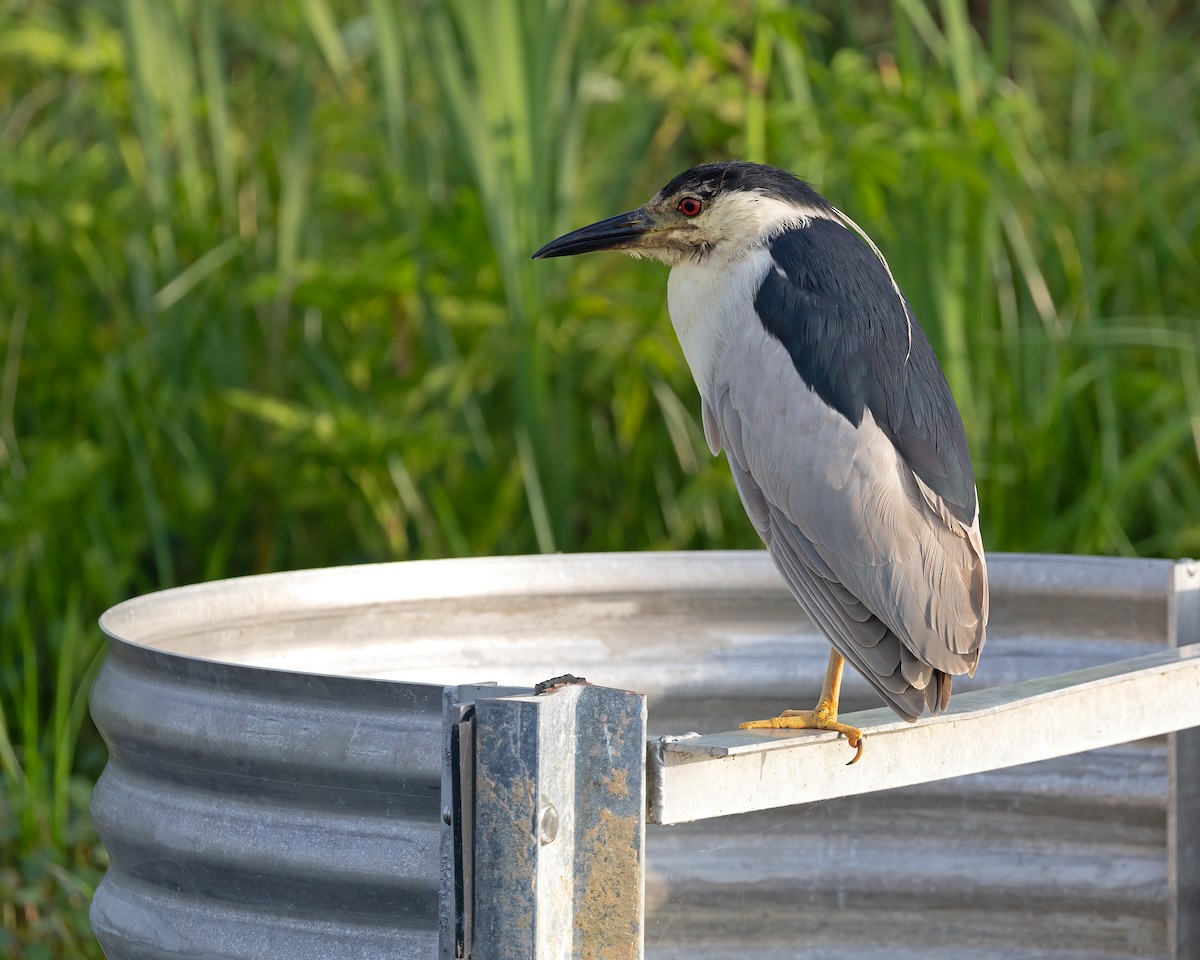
97, 552, 1175, 653
1168, 558, 1200, 960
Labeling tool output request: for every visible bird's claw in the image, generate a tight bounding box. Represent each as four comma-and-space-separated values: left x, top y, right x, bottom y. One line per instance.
739, 709, 864, 764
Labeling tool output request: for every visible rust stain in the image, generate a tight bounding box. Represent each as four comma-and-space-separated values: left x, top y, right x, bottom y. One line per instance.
607, 768, 629, 798
475, 761, 537, 939
575, 806, 640, 960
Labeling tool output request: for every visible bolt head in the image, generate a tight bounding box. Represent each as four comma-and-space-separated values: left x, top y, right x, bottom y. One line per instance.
539, 803, 559, 845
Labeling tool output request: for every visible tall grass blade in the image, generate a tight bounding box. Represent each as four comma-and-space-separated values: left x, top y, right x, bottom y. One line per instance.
153, 236, 241, 311
121, 0, 177, 271
516, 425, 555, 553
197, 1, 236, 224
50, 591, 84, 846
301, 0, 350, 84
367, 0, 406, 163
938, 0, 977, 117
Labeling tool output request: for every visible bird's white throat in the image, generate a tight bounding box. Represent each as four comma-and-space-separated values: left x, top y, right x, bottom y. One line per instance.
666, 244, 777, 399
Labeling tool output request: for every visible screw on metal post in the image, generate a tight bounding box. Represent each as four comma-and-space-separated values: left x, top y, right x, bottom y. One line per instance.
538, 803, 559, 845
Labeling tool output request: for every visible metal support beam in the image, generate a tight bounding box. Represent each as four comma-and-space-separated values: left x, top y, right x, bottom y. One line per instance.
472, 680, 646, 960
648, 643, 1200, 825
1169, 559, 1200, 960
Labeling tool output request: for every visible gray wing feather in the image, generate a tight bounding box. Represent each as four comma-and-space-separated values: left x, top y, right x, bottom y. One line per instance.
704, 325, 988, 720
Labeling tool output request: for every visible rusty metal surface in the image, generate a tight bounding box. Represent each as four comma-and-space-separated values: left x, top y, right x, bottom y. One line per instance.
473, 682, 646, 960
94, 551, 1186, 958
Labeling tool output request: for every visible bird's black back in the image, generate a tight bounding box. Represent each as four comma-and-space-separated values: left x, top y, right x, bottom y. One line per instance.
754, 218, 977, 523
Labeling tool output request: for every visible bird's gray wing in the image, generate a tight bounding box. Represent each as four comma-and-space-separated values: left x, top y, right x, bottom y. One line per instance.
704, 323, 988, 720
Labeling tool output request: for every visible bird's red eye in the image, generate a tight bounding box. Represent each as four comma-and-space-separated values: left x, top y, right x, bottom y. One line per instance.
678, 197, 703, 217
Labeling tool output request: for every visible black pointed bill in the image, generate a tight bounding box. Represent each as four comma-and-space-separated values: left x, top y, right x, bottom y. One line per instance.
531, 208, 656, 259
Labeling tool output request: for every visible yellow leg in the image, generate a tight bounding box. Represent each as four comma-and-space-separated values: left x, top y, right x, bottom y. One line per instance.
739, 649, 864, 765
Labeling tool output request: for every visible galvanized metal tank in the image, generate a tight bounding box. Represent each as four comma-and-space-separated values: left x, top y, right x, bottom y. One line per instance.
92, 552, 1182, 959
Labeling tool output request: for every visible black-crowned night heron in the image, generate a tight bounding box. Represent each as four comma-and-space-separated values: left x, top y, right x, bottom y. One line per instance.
533, 161, 988, 763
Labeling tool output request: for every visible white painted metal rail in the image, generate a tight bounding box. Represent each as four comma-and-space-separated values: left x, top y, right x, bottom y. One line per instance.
648, 642, 1200, 825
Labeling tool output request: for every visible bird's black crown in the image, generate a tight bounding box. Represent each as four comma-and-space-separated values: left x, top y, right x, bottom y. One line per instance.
658, 161, 833, 211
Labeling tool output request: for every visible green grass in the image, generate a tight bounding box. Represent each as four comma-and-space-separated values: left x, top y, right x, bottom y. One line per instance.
2, 0, 1198, 955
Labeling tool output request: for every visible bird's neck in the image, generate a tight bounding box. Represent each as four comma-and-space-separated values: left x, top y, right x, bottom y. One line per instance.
666, 244, 774, 398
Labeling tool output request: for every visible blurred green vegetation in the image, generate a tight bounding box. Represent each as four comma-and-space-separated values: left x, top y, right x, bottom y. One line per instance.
2, 0, 1198, 954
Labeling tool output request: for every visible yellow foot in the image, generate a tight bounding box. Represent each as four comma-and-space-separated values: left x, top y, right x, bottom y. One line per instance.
739, 709, 864, 765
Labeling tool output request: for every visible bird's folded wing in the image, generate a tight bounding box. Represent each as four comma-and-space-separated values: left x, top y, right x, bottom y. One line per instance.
703, 328, 987, 716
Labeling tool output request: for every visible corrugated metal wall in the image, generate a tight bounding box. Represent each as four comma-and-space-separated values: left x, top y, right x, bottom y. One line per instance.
90, 640, 445, 958
93, 553, 1180, 959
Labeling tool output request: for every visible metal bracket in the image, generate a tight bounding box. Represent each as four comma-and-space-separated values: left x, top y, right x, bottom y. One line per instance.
440, 683, 532, 960
449, 703, 475, 959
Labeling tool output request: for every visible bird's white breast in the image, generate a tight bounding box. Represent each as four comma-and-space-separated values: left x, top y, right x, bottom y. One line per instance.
666, 246, 776, 400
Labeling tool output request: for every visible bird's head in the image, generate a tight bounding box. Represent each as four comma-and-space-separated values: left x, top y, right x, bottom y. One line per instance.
531, 161, 834, 266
